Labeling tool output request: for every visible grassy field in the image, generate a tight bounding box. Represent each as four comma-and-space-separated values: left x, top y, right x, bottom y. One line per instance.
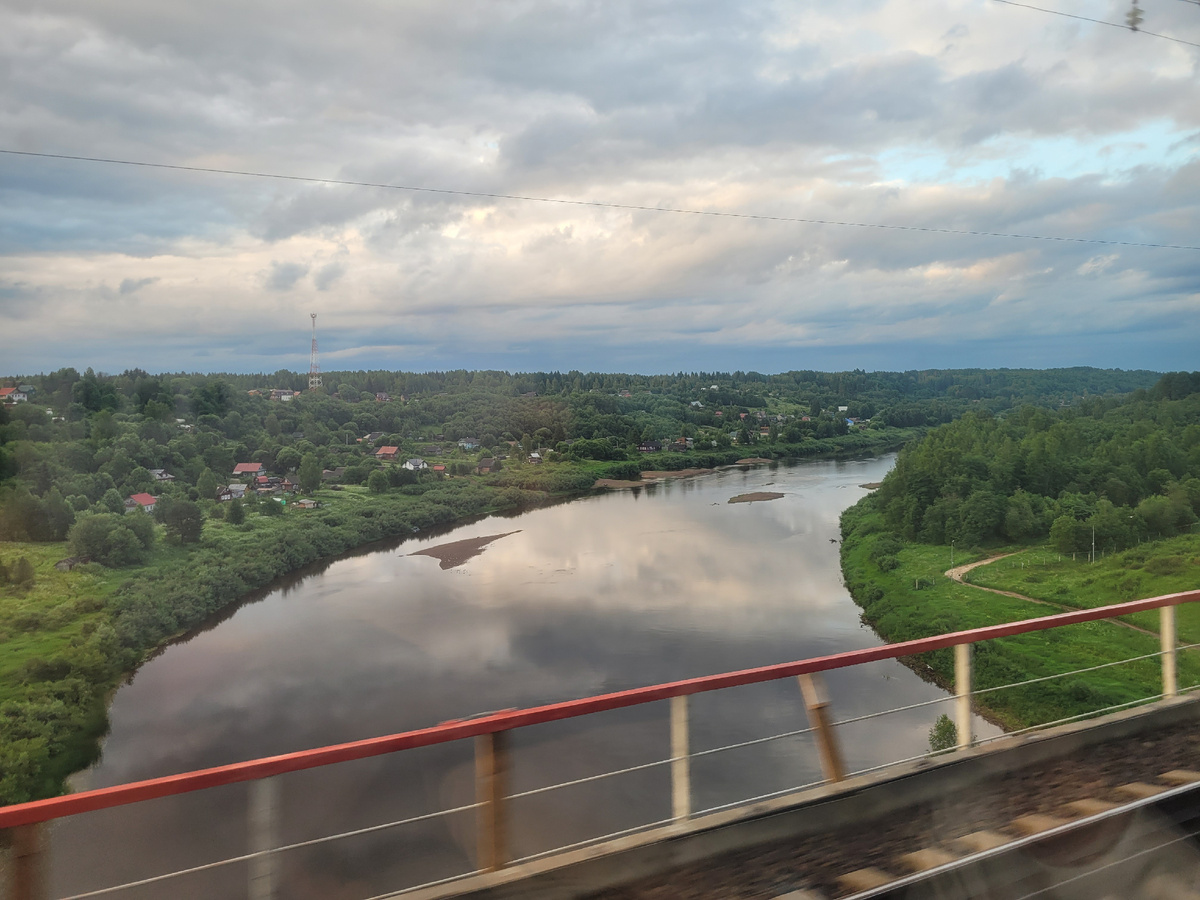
965, 534, 1200, 651
840, 497, 1200, 731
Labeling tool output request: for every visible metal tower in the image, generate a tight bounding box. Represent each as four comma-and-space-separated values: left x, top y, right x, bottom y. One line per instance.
308, 313, 322, 391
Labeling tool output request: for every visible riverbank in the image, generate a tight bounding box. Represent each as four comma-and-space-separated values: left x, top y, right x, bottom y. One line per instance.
0, 430, 914, 805
838, 494, 1200, 732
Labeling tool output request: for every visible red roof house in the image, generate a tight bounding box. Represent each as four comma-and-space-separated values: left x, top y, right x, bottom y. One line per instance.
124, 493, 158, 513
375, 446, 399, 460
233, 462, 263, 476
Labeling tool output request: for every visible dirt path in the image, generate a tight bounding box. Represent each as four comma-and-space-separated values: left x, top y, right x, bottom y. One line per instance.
946, 554, 1155, 637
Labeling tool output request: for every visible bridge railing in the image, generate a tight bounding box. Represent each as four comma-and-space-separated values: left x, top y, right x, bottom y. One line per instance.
2, 589, 1198, 900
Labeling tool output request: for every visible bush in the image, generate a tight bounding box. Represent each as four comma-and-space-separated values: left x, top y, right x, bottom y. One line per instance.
13, 557, 35, 587
67, 514, 147, 568
928, 714, 956, 752
227, 499, 245, 525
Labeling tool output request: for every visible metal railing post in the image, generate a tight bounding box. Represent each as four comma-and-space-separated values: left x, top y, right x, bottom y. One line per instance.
3, 824, 48, 900
955, 642, 974, 750
670, 695, 690, 823
1162, 604, 1178, 698
248, 776, 279, 900
799, 673, 845, 783
475, 730, 509, 871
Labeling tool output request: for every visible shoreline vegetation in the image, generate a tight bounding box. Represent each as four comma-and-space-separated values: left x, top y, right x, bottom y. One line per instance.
0, 365, 1168, 803
838, 371, 1200, 733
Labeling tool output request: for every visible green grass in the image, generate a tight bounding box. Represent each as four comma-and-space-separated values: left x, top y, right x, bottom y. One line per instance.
0, 543, 120, 703
840, 498, 1200, 731
966, 534, 1200, 647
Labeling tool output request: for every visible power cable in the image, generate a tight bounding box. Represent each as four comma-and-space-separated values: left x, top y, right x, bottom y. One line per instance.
3, 148, 1198, 252
990, 0, 1200, 48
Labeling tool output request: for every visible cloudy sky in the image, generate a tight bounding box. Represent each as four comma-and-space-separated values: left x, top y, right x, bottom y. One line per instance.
2, 0, 1198, 376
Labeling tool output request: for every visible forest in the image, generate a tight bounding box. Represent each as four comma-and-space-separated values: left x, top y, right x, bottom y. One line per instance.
0, 364, 1163, 803
839, 371, 1200, 731
873, 371, 1200, 553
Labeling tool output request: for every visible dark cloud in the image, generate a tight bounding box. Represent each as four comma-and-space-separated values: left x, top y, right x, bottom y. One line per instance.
314, 261, 345, 291
119, 276, 158, 294
266, 261, 309, 291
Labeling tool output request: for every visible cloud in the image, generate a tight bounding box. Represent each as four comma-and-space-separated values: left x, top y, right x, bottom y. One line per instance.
1, 0, 1198, 374
265, 261, 309, 291
119, 276, 158, 294
314, 261, 345, 291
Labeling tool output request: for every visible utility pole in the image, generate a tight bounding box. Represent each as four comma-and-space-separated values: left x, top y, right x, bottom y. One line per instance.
1091, 526, 1096, 564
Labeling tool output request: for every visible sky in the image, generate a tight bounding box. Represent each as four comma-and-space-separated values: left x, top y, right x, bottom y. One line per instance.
1, 0, 1198, 377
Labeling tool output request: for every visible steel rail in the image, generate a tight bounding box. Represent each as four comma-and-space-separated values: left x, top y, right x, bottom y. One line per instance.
844, 777, 1200, 900
3, 588, 1197, 829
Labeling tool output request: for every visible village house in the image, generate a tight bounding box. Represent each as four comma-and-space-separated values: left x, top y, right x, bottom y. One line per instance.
431, 464, 446, 476
374, 392, 391, 402
124, 493, 157, 514
403, 458, 428, 470
527, 451, 542, 464
297, 498, 319, 509
638, 440, 663, 453
375, 446, 399, 461
457, 438, 479, 451
359, 431, 385, 444
0, 387, 28, 403
322, 467, 345, 482
217, 483, 250, 502
233, 462, 263, 478
476, 457, 495, 474
269, 389, 296, 402
148, 468, 175, 483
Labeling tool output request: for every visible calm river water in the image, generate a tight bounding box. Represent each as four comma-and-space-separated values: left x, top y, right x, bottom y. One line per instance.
54, 455, 998, 898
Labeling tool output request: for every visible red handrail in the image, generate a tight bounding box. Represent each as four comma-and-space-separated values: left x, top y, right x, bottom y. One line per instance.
1, 589, 1196, 830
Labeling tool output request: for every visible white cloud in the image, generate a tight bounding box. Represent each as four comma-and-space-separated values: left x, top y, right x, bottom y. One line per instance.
1, 0, 1198, 373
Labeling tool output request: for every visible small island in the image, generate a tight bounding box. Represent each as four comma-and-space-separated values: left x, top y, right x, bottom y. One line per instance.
409, 531, 521, 569
728, 492, 785, 504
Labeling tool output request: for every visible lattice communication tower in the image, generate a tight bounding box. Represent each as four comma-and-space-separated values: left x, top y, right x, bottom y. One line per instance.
308, 313, 322, 391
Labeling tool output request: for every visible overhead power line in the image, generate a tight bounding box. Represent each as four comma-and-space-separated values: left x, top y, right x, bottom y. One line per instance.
2, 148, 1198, 252
990, 0, 1200, 48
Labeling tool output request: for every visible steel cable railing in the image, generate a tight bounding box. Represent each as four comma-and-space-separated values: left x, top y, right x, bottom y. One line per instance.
4, 589, 1198, 900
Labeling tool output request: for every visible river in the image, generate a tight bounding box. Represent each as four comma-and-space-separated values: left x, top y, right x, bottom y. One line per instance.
53, 455, 999, 898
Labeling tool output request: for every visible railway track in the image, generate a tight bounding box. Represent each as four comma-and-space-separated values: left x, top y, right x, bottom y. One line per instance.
588, 717, 1200, 900
828, 772, 1200, 900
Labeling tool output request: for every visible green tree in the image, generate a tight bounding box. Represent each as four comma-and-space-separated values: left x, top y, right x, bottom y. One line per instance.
100, 488, 126, 515
163, 499, 204, 544
1049, 515, 1089, 555
367, 470, 389, 494
275, 447, 302, 472
227, 498, 245, 525
40, 487, 76, 541
928, 714, 957, 753
197, 468, 219, 501
67, 514, 146, 567
298, 453, 322, 493
0, 558, 8, 584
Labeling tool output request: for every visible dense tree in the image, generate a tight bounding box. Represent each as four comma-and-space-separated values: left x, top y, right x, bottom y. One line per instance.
367, 470, 389, 494
298, 454, 322, 493
67, 514, 148, 567
196, 468, 219, 501
227, 498, 245, 525
161, 499, 203, 544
